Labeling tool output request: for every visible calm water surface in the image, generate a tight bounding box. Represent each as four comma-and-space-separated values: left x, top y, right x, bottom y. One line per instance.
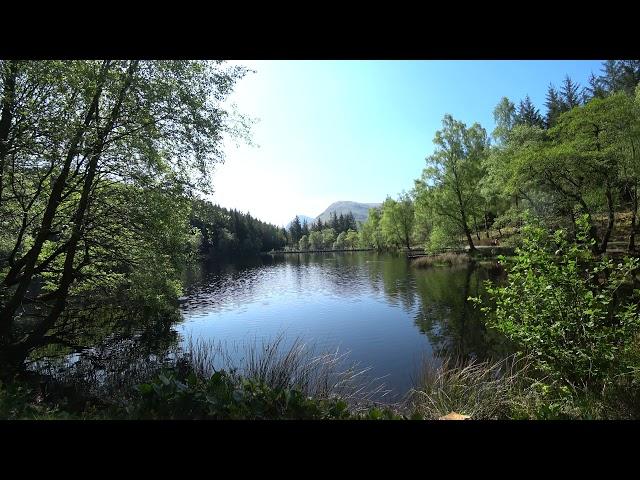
178, 252, 509, 395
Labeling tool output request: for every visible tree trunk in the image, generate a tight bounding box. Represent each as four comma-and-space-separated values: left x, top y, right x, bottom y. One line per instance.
15, 61, 138, 355
568, 208, 577, 242
597, 181, 615, 254
464, 225, 476, 252
629, 182, 637, 252
484, 212, 490, 239
0, 60, 18, 212
0, 61, 111, 339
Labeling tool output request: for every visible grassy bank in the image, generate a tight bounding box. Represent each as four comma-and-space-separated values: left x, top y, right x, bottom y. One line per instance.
5, 336, 640, 420
411, 252, 471, 268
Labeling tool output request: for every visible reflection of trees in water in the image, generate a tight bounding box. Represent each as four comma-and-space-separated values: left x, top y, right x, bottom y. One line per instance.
31, 305, 181, 400
182, 254, 511, 364
182, 256, 276, 314
287, 252, 381, 300
363, 253, 418, 312
286, 252, 419, 312
413, 263, 511, 362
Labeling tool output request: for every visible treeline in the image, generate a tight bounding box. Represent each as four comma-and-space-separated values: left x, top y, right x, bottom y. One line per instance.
284, 203, 415, 252
284, 212, 359, 251
360, 60, 640, 253
190, 199, 287, 257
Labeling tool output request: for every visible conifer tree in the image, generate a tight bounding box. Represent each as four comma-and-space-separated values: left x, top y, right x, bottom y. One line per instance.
515, 95, 544, 128
560, 75, 582, 110
544, 84, 563, 128
289, 215, 303, 244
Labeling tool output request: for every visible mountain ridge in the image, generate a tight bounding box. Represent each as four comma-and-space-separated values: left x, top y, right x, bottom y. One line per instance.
315, 201, 381, 224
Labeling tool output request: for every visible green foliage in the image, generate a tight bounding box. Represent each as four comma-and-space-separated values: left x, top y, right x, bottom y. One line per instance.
0, 380, 75, 420
474, 214, 640, 390
425, 222, 459, 252
125, 369, 403, 420
308, 230, 323, 250
298, 234, 309, 251
344, 229, 359, 249
416, 115, 489, 251
380, 193, 414, 249
190, 199, 286, 256
360, 207, 385, 250
321, 228, 336, 249
492, 97, 517, 144
0, 60, 252, 366
515, 95, 545, 128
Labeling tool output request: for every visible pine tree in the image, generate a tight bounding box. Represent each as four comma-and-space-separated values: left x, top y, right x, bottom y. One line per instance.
600, 60, 623, 94
515, 95, 544, 128
337, 213, 345, 233
289, 215, 303, 244
544, 84, 563, 128
586, 72, 607, 100
330, 211, 339, 231
302, 220, 309, 237
618, 60, 640, 95
560, 75, 582, 110
346, 212, 357, 231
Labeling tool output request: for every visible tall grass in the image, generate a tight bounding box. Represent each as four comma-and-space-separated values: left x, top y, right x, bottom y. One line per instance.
181, 334, 393, 409
407, 354, 542, 419
411, 252, 470, 269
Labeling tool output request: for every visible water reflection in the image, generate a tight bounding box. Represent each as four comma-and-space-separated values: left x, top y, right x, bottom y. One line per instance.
179, 252, 510, 394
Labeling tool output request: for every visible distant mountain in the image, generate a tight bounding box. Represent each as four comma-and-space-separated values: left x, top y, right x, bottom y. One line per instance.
287, 215, 315, 228
315, 201, 381, 225
297, 215, 315, 226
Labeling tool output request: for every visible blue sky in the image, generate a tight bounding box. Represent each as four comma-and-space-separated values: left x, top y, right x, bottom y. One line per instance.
211, 60, 604, 226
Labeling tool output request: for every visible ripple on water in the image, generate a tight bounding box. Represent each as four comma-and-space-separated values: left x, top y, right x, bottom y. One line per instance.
178, 253, 506, 395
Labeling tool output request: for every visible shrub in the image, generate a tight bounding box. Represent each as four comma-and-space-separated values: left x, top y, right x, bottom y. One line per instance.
472, 214, 640, 392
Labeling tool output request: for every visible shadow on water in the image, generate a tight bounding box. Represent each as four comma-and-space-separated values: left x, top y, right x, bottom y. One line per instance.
412, 262, 512, 363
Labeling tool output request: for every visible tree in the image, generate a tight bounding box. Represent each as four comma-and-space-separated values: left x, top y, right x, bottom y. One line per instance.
333, 231, 346, 250
321, 228, 336, 250
380, 193, 414, 250
515, 95, 545, 128
288, 216, 303, 245
308, 231, 323, 250
298, 234, 309, 251
345, 212, 357, 231
560, 75, 582, 111
329, 212, 339, 232
595, 60, 640, 96
492, 97, 516, 144
586, 73, 607, 101
360, 207, 384, 250
416, 115, 489, 252
544, 84, 563, 128
344, 230, 359, 249
553, 92, 638, 253
0, 60, 250, 373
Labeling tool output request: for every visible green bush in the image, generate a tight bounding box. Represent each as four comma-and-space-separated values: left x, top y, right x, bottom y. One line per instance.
125, 369, 403, 420
473, 214, 640, 392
